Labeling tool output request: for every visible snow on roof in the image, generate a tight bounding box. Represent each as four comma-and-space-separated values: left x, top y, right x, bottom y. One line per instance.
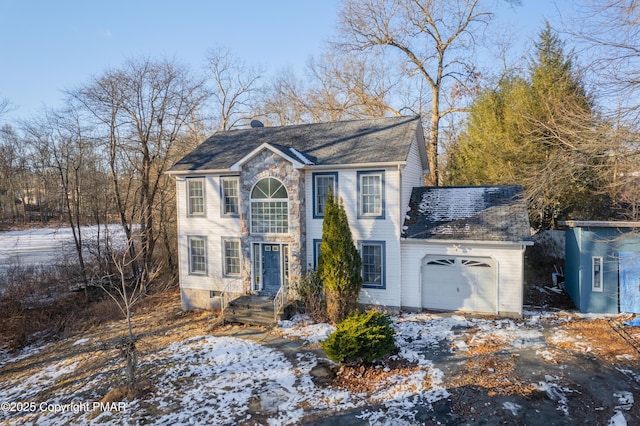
403, 185, 532, 242
288, 147, 315, 165
418, 186, 501, 220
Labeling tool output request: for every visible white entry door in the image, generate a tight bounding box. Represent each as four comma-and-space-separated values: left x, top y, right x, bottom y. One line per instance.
421, 256, 497, 313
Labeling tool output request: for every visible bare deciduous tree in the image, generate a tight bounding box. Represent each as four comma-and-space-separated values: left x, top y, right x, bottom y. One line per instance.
71, 58, 207, 284
261, 52, 401, 126
563, 1, 640, 219
99, 242, 160, 393
206, 47, 263, 130
261, 69, 309, 126
0, 125, 25, 223
0, 98, 12, 122
337, 0, 503, 184
21, 107, 97, 290
306, 52, 402, 120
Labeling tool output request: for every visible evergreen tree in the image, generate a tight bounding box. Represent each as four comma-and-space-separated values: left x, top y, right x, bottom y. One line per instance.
444, 75, 531, 186
446, 23, 610, 229
318, 188, 362, 324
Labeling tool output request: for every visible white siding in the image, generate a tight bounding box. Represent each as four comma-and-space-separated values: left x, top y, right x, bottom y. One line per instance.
400, 138, 425, 218
397, 133, 427, 311
305, 167, 404, 309
400, 241, 525, 315
176, 176, 242, 296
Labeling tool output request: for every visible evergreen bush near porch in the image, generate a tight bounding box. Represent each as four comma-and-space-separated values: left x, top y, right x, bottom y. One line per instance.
318, 188, 362, 324
322, 311, 396, 364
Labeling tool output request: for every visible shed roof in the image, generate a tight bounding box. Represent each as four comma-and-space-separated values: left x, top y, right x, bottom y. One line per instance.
402, 185, 532, 243
168, 116, 424, 173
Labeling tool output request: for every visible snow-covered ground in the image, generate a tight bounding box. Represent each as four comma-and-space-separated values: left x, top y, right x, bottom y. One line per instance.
0, 225, 130, 272
0, 312, 637, 425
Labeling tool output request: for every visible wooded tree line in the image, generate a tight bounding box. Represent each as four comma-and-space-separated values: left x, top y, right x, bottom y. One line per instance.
0, 0, 639, 282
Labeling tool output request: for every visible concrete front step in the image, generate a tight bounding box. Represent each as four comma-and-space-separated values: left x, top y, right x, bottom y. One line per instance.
223, 295, 295, 326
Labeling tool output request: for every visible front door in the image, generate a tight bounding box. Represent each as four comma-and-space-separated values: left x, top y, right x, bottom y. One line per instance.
261, 244, 281, 294
619, 252, 640, 313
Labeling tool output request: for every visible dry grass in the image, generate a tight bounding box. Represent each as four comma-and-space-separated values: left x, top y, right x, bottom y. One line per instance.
549, 318, 640, 363
332, 357, 429, 395
3, 284, 640, 425
0, 287, 217, 408
447, 326, 537, 397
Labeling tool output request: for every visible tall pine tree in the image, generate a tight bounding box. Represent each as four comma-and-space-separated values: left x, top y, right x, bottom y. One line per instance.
318, 188, 362, 324
446, 23, 609, 229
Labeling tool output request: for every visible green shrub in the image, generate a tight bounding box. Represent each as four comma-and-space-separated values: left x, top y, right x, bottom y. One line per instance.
322, 311, 395, 364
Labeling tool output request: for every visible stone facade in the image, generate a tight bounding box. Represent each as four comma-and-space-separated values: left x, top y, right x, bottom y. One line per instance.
239, 149, 306, 293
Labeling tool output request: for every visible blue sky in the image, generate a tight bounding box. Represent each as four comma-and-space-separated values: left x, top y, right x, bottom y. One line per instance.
0, 0, 562, 122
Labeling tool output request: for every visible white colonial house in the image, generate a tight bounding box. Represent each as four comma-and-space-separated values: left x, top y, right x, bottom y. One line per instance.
167, 116, 532, 317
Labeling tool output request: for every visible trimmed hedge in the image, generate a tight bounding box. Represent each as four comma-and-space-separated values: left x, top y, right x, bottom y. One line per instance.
322, 311, 395, 364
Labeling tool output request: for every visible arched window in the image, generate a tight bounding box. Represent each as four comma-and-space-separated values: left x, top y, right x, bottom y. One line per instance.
251, 177, 289, 233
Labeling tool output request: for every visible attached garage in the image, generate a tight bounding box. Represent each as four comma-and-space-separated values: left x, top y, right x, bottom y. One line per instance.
421, 255, 497, 313
401, 186, 533, 316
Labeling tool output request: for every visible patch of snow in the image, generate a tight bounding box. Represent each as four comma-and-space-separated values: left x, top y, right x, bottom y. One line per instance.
0, 341, 50, 369
278, 315, 335, 343
503, 401, 522, 416
550, 328, 595, 353
536, 349, 556, 363
614, 391, 634, 410
535, 375, 579, 416
5, 311, 633, 425
616, 368, 640, 383
465, 318, 545, 350
451, 339, 469, 352
393, 314, 462, 357
139, 335, 308, 425
289, 148, 314, 165
1, 357, 81, 407
616, 354, 635, 361
418, 187, 500, 221
609, 411, 628, 426
0, 225, 131, 272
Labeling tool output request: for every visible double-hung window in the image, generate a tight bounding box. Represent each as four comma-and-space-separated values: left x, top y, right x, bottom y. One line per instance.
187, 178, 205, 216
223, 238, 241, 276
360, 241, 385, 288
358, 170, 384, 218
313, 172, 337, 218
221, 177, 239, 216
188, 236, 207, 275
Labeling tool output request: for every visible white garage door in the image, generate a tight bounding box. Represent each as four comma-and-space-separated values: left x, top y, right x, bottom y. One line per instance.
421, 256, 497, 313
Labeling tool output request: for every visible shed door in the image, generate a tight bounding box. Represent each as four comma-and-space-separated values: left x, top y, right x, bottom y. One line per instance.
619, 252, 640, 314
421, 256, 497, 313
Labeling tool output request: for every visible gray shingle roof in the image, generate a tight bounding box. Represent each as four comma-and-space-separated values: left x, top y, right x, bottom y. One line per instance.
402, 186, 532, 242
168, 116, 422, 172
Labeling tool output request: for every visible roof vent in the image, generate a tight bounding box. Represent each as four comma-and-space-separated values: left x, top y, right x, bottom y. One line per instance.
250, 120, 264, 128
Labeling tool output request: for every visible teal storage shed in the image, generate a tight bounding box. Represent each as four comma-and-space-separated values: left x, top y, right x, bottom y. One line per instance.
562, 221, 640, 314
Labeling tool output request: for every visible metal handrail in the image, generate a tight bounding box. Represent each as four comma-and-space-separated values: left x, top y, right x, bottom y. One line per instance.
273, 284, 287, 321
220, 280, 243, 318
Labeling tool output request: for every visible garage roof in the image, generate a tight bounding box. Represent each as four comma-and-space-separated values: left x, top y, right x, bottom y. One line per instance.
403, 185, 532, 243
